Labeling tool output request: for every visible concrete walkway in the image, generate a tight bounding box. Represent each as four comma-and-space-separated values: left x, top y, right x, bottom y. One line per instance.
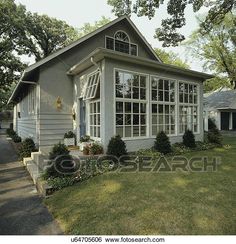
0, 134, 62, 235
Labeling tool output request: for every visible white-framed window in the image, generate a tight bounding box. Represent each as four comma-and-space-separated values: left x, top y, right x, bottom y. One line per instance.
115, 70, 148, 138
28, 86, 36, 115
106, 31, 138, 56
179, 82, 199, 133
151, 76, 176, 136
84, 71, 100, 100
89, 100, 101, 138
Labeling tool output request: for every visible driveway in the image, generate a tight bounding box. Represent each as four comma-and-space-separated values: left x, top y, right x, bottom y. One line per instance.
0, 134, 62, 235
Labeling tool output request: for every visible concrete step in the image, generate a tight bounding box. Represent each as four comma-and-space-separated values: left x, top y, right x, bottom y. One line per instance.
26, 160, 41, 184
31, 152, 49, 171
23, 157, 32, 166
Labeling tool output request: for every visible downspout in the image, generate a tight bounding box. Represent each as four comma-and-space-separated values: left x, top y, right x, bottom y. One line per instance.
90, 57, 101, 74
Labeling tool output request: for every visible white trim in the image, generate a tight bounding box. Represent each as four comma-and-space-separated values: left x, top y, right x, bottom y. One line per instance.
114, 30, 130, 42
113, 68, 149, 139
105, 35, 139, 56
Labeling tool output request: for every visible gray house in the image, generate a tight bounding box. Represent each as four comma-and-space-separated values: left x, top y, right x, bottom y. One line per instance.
204, 90, 236, 131
8, 16, 212, 153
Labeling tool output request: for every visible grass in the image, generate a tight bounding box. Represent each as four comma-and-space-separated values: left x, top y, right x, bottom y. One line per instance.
45, 136, 236, 235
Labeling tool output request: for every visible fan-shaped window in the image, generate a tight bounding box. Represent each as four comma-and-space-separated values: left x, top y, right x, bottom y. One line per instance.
106, 30, 138, 56
114, 31, 130, 42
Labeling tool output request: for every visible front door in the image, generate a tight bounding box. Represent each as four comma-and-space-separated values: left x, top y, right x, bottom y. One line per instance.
221, 112, 230, 130
79, 98, 86, 138
232, 113, 236, 130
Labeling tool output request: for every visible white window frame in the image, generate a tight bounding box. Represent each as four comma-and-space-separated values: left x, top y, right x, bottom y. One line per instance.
88, 99, 101, 139
114, 68, 149, 140
28, 86, 36, 115
150, 75, 177, 137
83, 70, 100, 100
105, 31, 139, 56
178, 80, 200, 135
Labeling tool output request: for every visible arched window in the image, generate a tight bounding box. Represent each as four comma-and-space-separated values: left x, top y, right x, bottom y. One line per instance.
114, 31, 130, 42
106, 30, 138, 56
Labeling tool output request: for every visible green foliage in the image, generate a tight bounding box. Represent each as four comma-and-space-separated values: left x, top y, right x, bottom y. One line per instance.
77, 16, 111, 38
89, 143, 104, 155
49, 142, 70, 160
187, 13, 236, 90
6, 128, 16, 137
154, 48, 190, 68
19, 138, 36, 159
208, 118, 217, 130
107, 0, 236, 47
207, 128, 223, 146
64, 131, 75, 138
12, 134, 22, 143
154, 131, 172, 154
47, 176, 77, 190
183, 130, 196, 148
107, 135, 127, 157
80, 135, 91, 142
44, 143, 73, 179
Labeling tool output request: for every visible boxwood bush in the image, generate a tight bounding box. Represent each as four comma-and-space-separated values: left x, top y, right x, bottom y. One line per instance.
19, 138, 36, 159
107, 135, 127, 158
183, 130, 196, 148
154, 131, 172, 154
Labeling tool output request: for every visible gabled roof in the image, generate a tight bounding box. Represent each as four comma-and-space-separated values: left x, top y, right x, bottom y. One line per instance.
204, 90, 236, 110
8, 15, 162, 104
20, 15, 161, 75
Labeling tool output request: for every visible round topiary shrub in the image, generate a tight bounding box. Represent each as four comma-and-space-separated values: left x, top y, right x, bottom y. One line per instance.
154, 131, 172, 154
107, 135, 127, 158
12, 134, 22, 143
183, 129, 196, 148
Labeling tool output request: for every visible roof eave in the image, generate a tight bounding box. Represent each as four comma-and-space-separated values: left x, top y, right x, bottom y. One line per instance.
68, 48, 213, 81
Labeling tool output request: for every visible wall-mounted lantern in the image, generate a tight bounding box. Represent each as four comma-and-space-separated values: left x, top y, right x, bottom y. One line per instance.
56, 97, 62, 110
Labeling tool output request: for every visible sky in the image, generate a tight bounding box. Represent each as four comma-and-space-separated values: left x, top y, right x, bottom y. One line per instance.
15, 0, 207, 72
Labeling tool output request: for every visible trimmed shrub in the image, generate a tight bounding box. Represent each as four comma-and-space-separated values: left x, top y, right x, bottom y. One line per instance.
89, 143, 104, 155
44, 142, 75, 179
80, 135, 91, 142
107, 135, 127, 158
12, 134, 22, 143
19, 138, 36, 159
207, 127, 222, 146
208, 118, 217, 130
64, 131, 75, 138
183, 130, 196, 148
154, 131, 172, 154
6, 128, 16, 137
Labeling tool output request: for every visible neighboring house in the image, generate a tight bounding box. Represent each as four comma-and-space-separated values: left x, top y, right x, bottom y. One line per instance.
8, 16, 212, 153
204, 90, 236, 131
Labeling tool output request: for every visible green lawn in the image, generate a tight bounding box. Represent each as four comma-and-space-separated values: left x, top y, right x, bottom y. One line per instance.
45, 136, 236, 235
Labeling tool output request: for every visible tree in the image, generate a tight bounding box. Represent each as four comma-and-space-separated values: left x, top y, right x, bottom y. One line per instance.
107, 0, 236, 47
77, 16, 111, 38
20, 13, 79, 61
154, 48, 190, 68
186, 12, 236, 91
0, 0, 27, 111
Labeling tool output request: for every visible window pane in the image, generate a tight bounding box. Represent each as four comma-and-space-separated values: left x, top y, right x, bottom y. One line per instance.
131, 44, 137, 56
140, 103, 146, 113
152, 78, 157, 89
158, 79, 164, 89
152, 104, 157, 113
133, 126, 139, 137
140, 88, 146, 100
133, 75, 139, 86
106, 37, 114, 50
115, 40, 129, 54
133, 87, 139, 99
152, 90, 158, 101
133, 115, 139, 125
116, 127, 123, 137
133, 103, 139, 113
116, 114, 123, 125
140, 115, 146, 125
125, 114, 131, 125
125, 126, 132, 137
152, 126, 157, 136
140, 126, 146, 136
116, 85, 123, 98
140, 76, 146, 87
125, 102, 131, 113
152, 115, 157, 124
116, 102, 123, 113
